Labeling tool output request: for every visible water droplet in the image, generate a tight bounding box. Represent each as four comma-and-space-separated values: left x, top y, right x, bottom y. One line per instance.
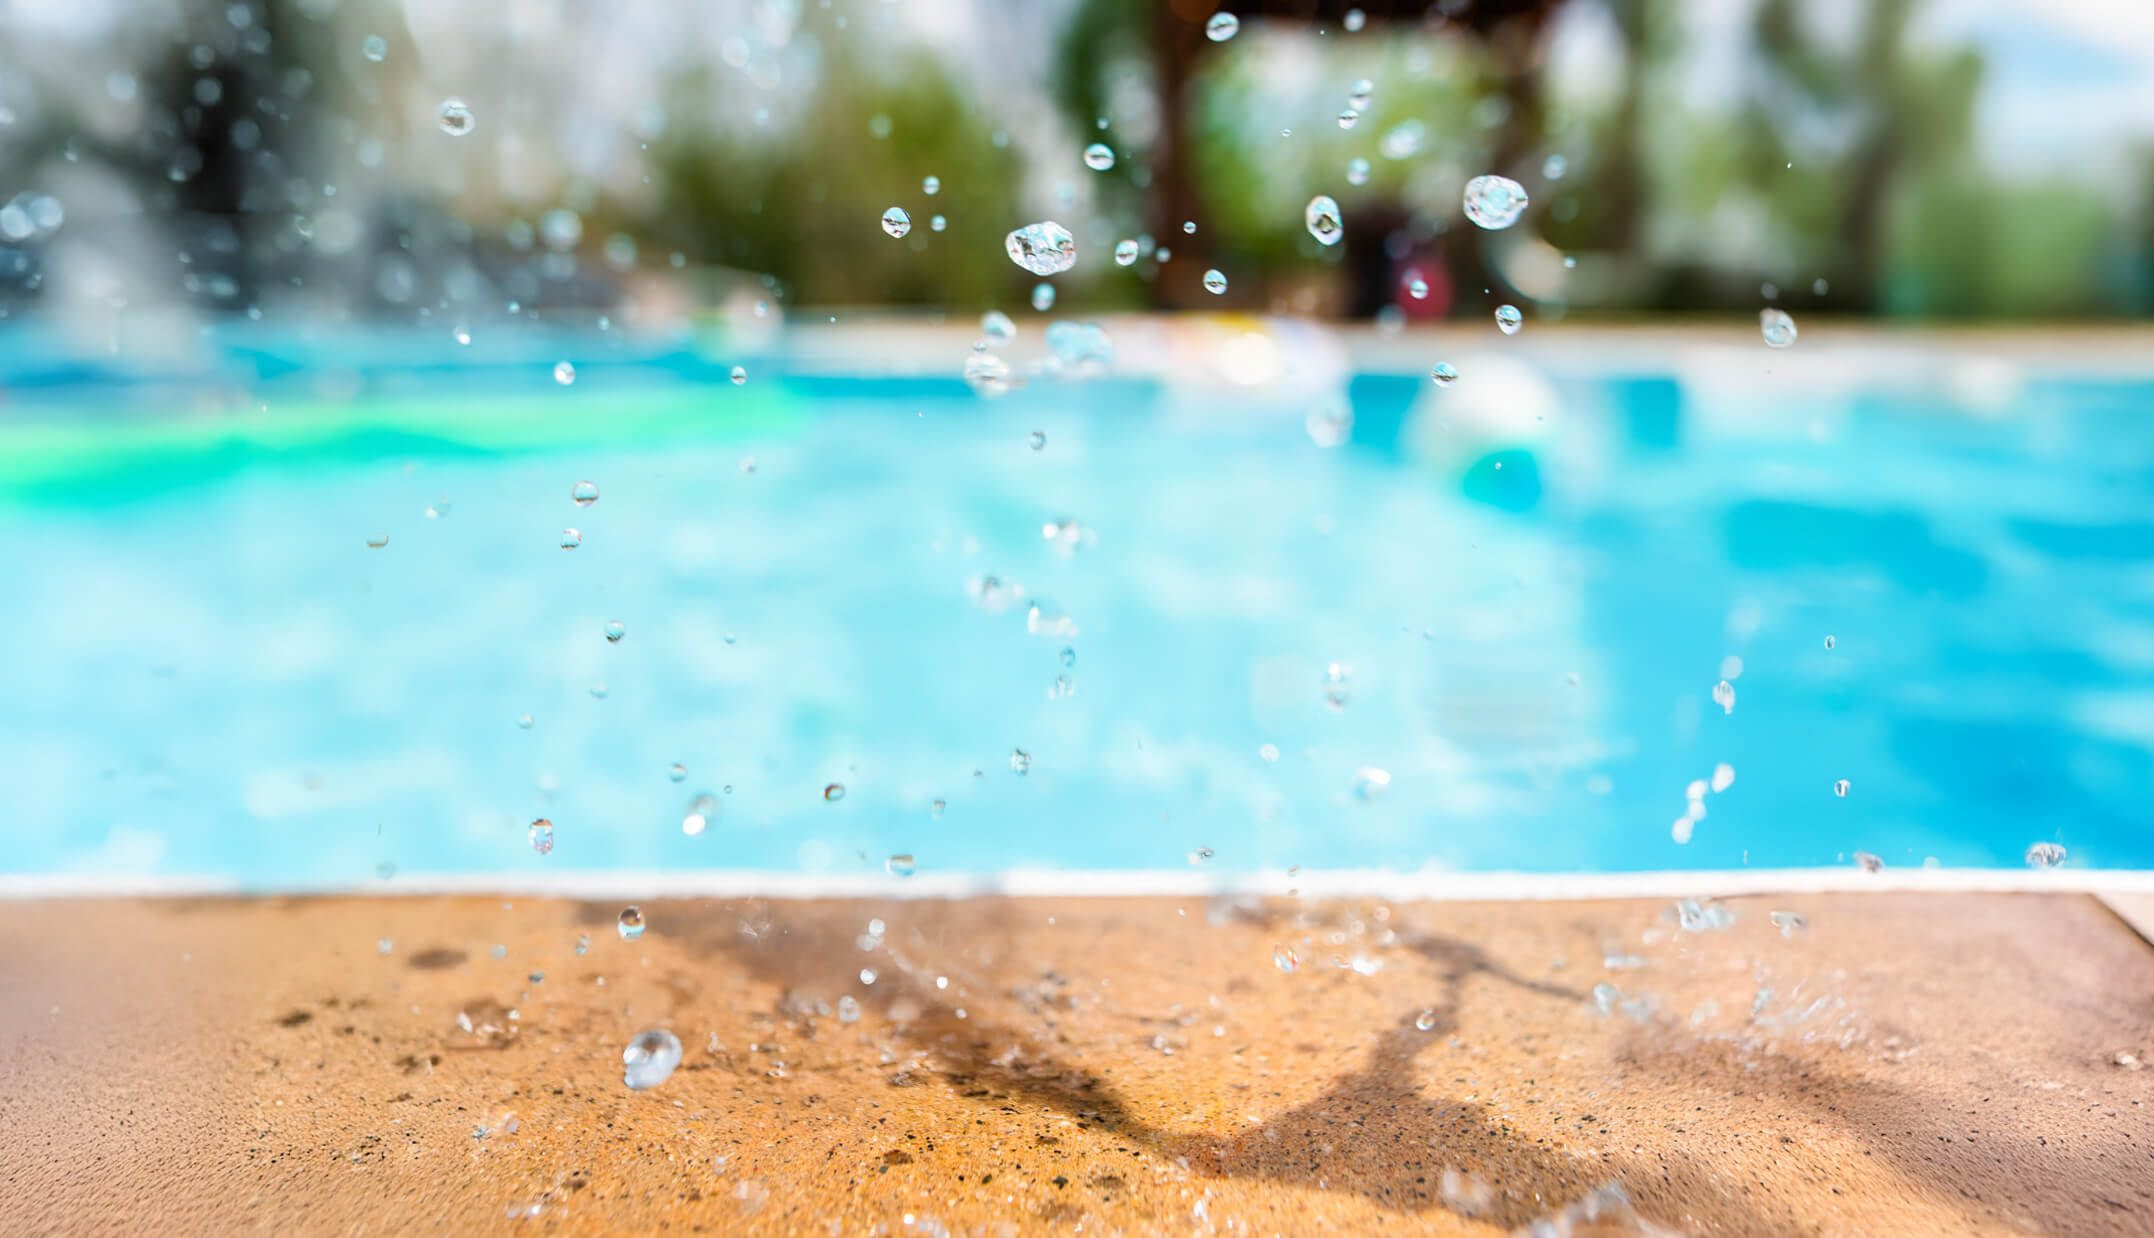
2025, 842, 2066, 869
1712, 680, 1735, 714
1082, 142, 1115, 171
823, 783, 846, 802
528, 818, 553, 855
437, 98, 474, 136
1010, 748, 1032, 775
1029, 429, 1047, 450
1273, 944, 1299, 973
1760, 308, 1798, 349
880, 206, 912, 238
887, 854, 916, 877
1430, 362, 1459, 386
963, 352, 1012, 396
1675, 897, 1734, 932
1353, 767, 1392, 800
1346, 157, 1370, 187
622, 1028, 681, 1089
1324, 662, 1352, 711
1202, 269, 1227, 295
1348, 78, 1373, 110
1114, 238, 1140, 266
1542, 153, 1568, 180
571, 479, 599, 506
1414, 1009, 1437, 1031
1823, 634, 1836, 650
1380, 119, 1425, 160
1711, 763, 1735, 793
1259, 743, 1279, 763
588, 683, 607, 699
377, 937, 394, 955
1591, 982, 1623, 1015
1187, 847, 1214, 866
1337, 108, 1359, 130
1305, 195, 1342, 246
930, 215, 946, 232
602, 620, 626, 643
859, 967, 877, 985
361, 34, 387, 61
729, 365, 747, 385
559, 528, 582, 550
1769, 910, 1807, 938
1005, 221, 1076, 275
930, 799, 946, 819
1305, 397, 1352, 447
1182, 220, 1197, 235
1833, 779, 1850, 798
1853, 850, 1882, 872
1060, 647, 1077, 668
1031, 283, 1056, 312
517, 713, 534, 729
922, 175, 940, 195
1462, 174, 1530, 230
364, 533, 389, 549
553, 361, 575, 385
980, 310, 1016, 345
1494, 304, 1522, 335
574, 934, 588, 955
836, 995, 861, 1024
1405, 275, 1428, 300
682, 792, 716, 837
617, 906, 646, 939
1205, 12, 1239, 41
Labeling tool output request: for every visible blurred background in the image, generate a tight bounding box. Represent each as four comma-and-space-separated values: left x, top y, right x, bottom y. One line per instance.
1, 0, 2150, 336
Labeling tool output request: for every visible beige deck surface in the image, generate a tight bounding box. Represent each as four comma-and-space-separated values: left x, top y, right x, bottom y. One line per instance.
3, 891, 2149, 1236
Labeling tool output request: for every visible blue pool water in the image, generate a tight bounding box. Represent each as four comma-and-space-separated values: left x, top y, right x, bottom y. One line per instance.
6, 332, 2152, 884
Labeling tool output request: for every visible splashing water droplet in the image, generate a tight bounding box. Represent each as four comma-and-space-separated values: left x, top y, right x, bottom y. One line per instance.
1345, 9, 1366, 32
437, 98, 474, 136
980, 310, 1016, 345
682, 792, 716, 837
1005, 221, 1076, 275
1760, 308, 1798, 349
729, 365, 747, 385
1430, 362, 1459, 386
1273, 944, 1299, 973
1348, 79, 1373, 110
622, 1029, 681, 1089
528, 818, 553, 855
364, 533, 389, 549
1404, 275, 1428, 300
559, 528, 582, 550
617, 906, 646, 939
1494, 304, 1522, 335
1823, 634, 1836, 650
886, 854, 916, 877
1462, 174, 1530, 230
2026, 842, 2065, 868
571, 479, 599, 506
1082, 142, 1115, 171
1543, 153, 1568, 180
1029, 430, 1047, 450
1114, 238, 1140, 266
880, 207, 912, 238
1769, 910, 1807, 938
1202, 269, 1227, 295
1306, 397, 1352, 448
1853, 850, 1883, 871
823, 783, 846, 802
517, 713, 534, 729
963, 352, 1012, 396
1010, 748, 1032, 775
1337, 108, 1359, 130
1346, 157, 1370, 187
1305, 195, 1343, 246
922, 175, 940, 195
598, 620, 624, 644
1711, 763, 1735, 793
930, 215, 946, 232
1206, 12, 1239, 40
553, 361, 575, 385
668, 763, 687, 782
930, 799, 946, 819
361, 34, 387, 61
1187, 847, 1214, 866
1712, 680, 1736, 714
1414, 1009, 1437, 1031
1353, 767, 1392, 800
1031, 283, 1056, 312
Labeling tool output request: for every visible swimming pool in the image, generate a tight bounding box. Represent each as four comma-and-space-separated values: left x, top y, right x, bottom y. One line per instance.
7, 323, 2151, 885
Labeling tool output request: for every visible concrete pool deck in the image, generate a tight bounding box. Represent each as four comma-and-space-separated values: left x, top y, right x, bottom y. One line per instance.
4, 889, 2150, 1235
